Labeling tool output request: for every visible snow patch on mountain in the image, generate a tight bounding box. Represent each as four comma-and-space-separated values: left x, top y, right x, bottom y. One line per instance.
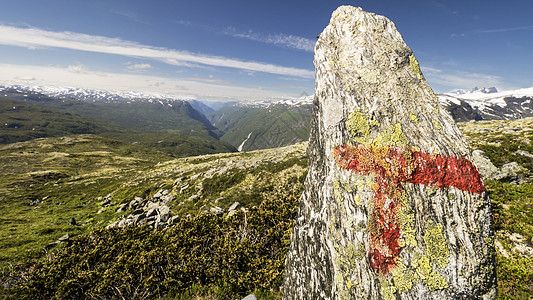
0, 84, 194, 103
236, 95, 313, 108
438, 86, 533, 121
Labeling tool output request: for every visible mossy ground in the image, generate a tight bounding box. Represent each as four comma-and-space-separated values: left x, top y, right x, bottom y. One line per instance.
0, 135, 306, 299
1, 118, 532, 299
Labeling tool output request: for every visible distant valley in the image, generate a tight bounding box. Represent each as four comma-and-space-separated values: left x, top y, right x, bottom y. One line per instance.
2, 85, 533, 157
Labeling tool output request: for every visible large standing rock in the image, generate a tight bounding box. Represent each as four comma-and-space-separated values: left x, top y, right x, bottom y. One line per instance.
283, 6, 496, 299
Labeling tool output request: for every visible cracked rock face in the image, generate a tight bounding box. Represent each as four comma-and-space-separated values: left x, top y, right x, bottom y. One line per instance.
283, 6, 496, 299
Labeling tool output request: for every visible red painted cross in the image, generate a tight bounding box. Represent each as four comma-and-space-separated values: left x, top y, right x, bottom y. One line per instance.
333, 143, 484, 275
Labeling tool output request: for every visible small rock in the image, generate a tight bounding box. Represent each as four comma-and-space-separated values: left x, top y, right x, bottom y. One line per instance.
146, 208, 158, 218
515, 150, 533, 159
471, 150, 500, 181
145, 201, 159, 211
158, 204, 170, 223
228, 201, 240, 211
499, 162, 523, 181
116, 203, 128, 213
57, 233, 70, 243
210, 206, 224, 216
167, 215, 180, 226
69, 217, 76, 226
242, 294, 257, 300
161, 194, 174, 203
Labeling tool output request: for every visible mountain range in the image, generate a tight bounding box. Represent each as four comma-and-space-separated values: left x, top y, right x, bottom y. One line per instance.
2, 84, 533, 154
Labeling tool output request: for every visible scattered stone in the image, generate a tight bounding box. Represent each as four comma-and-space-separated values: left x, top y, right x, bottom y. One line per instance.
515, 149, 533, 159
146, 208, 158, 218
471, 150, 501, 181
45, 233, 70, 249
116, 203, 128, 213
499, 162, 524, 182
210, 206, 224, 216
228, 201, 240, 211
226, 202, 240, 218
241, 294, 257, 300
29, 199, 41, 206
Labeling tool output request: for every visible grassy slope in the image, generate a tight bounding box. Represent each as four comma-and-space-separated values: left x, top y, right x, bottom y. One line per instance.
0, 97, 236, 157
0, 118, 532, 299
458, 118, 533, 299
209, 104, 311, 151
0, 137, 306, 269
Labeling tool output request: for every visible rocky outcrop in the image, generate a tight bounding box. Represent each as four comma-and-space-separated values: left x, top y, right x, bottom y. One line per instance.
283, 6, 496, 299
107, 190, 174, 229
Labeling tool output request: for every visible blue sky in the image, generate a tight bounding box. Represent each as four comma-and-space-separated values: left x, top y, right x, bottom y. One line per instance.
0, 0, 531, 101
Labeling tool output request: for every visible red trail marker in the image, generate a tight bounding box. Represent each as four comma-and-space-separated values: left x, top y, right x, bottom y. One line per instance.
333, 143, 484, 275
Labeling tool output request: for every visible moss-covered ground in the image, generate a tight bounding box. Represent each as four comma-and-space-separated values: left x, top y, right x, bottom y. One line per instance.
0, 118, 532, 299
0, 135, 306, 299
459, 118, 533, 299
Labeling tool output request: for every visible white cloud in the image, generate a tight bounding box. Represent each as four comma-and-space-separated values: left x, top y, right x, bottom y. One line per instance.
223, 27, 315, 52
0, 25, 313, 78
0, 63, 294, 101
127, 63, 152, 71
422, 66, 507, 91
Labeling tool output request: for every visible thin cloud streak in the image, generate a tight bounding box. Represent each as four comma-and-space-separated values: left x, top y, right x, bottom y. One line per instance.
452, 25, 533, 37
0, 25, 314, 78
222, 27, 315, 52
0, 63, 292, 101
422, 66, 507, 91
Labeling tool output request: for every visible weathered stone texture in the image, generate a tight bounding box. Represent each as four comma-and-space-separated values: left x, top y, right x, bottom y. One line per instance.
283, 6, 496, 299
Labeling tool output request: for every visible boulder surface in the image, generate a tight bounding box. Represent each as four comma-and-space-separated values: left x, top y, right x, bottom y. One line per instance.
283, 6, 496, 299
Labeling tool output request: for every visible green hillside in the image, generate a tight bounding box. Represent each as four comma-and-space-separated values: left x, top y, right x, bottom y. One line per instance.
0, 98, 113, 144
0, 118, 532, 299
209, 104, 311, 151
0, 97, 236, 157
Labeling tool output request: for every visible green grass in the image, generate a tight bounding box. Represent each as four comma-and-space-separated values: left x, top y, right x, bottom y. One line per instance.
1, 117, 533, 299
460, 118, 533, 299
0, 140, 307, 299
209, 104, 311, 151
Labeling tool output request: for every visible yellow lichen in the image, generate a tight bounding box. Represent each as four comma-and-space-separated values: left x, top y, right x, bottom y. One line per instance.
409, 113, 419, 123
392, 260, 419, 293
412, 255, 448, 291
358, 68, 380, 84
354, 194, 362, 206
409, 54, 423, 80
333, 180, 343, 205
424, 221, 450, 269
432, 119, 443, 131
346, 109, 370, 139
373, 122, 409, 148
379, 276, 397, 300
399, 209, 417, 248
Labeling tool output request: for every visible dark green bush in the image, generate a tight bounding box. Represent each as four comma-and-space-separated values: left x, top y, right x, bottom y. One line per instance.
2, 190, 300, 299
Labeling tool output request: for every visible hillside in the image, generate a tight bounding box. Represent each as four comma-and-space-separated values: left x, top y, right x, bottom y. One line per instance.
209, 100, 312, 151
0, 94, 236, 157
0, 118, 532, 299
